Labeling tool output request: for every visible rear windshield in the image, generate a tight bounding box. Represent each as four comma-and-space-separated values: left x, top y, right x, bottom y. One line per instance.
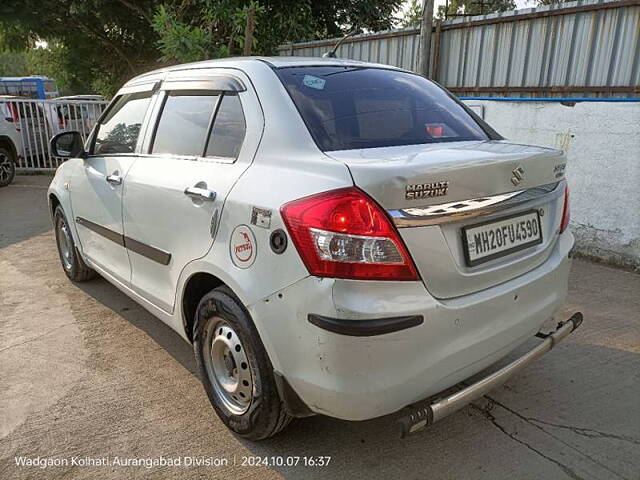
276, 66, 492, 151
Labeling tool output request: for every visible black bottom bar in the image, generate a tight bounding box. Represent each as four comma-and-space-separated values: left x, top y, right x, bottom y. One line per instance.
308, 314, 424, 337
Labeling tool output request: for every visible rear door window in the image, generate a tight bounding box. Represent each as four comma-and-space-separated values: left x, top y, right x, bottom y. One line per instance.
276, 66, 494, 151
151, 92, 219, 157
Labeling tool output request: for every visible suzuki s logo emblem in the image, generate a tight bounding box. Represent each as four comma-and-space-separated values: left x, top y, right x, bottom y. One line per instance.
511, 165, 525, 186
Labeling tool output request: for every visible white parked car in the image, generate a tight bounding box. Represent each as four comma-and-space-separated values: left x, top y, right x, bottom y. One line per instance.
0, 97, 23, 186
53, 96, 107, 136
48, 57, 581, 440
1, 95, 55, 171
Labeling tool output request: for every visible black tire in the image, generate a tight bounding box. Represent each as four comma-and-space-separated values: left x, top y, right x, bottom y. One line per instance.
0, 146, 16, 187
53, 206, 96, 282
193, 286, 292, 440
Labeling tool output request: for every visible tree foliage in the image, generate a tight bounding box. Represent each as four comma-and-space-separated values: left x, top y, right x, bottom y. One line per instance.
0, 0, 405, 97
437, 0, 516, 20
0, 40, 83, 96
150, 0, 404, 62
151, 1, 267, 63
1, 0, 164, 96
0, 51, 27, 77
536, 0, 572, 5
399, 0, 423, 28
25, 43, 83, 95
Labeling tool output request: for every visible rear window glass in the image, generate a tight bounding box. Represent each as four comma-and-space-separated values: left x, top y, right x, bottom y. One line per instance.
205, 93, 246, 159
276, 67, 491, 151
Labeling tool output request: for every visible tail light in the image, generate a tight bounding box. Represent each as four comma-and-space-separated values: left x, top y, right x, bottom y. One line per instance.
7, 103, 20, 131
560, 185, 570, 233
58, 110, 66, 129
281, 187, 419, 281
9, 103, 20, 132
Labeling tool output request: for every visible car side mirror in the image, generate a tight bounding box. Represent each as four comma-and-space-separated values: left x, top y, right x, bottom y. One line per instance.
50, 131, 86, 159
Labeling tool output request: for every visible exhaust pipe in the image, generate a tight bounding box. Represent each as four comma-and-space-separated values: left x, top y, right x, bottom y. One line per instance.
398, 312, 583, 438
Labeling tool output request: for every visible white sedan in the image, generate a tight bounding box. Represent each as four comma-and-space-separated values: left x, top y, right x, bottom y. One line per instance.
48, 57, 581, 440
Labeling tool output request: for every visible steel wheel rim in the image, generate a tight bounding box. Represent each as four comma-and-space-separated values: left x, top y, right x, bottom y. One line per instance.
0, 153, 12, 182
56, 217, 73, 271
204, 318, 253, 415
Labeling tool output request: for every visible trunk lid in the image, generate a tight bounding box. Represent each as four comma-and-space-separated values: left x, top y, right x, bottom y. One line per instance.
328, 140, 567, 298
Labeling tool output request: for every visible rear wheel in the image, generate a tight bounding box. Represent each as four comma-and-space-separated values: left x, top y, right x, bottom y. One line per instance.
193, 287, 292, 440
0, 146, 16, 187
54, 206, 96, 282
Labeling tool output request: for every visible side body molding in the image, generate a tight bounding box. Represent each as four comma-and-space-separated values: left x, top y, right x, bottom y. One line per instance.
76, 216, 172, 265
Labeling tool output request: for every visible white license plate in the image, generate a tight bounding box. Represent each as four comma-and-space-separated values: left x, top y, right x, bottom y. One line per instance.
463, 210, 542, 266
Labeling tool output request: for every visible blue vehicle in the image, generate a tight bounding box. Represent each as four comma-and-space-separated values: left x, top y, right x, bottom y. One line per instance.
0, 76, 59, 100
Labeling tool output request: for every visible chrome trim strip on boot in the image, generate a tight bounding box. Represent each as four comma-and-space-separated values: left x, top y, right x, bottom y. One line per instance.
388, 181, 563, 228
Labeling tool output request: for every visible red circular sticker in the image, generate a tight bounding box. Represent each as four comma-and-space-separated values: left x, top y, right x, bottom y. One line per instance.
230, 225, 256, 268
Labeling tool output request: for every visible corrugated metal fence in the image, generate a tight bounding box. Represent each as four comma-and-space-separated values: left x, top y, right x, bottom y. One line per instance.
278, 0, 640, 98
0, 99, 107, 169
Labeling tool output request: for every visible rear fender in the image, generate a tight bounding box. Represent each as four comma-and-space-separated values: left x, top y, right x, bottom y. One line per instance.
0, 135, 19, 161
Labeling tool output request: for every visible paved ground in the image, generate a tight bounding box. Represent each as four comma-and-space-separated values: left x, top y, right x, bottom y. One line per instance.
1, 175, 639, 480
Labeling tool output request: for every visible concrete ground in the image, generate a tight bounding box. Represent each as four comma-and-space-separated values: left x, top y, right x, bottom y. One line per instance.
1, 175, 639, 480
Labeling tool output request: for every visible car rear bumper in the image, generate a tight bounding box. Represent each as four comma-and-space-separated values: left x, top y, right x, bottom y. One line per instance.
398, 311, 582, 437
248, 231, 574, 421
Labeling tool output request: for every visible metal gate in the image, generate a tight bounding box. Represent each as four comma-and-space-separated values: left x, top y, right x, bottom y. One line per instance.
0, 98, 108, 170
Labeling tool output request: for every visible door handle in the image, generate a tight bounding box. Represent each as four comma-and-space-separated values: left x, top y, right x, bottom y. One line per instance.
184, 186, 216, 201
106, 174, 122, 185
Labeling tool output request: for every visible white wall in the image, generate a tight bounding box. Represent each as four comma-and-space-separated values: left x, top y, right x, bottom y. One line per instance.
463, 100, 640, 269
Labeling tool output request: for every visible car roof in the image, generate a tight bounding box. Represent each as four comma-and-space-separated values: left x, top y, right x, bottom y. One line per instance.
125, 56, 405, 87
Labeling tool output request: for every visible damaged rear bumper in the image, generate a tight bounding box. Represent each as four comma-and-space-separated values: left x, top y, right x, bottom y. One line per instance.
398, 311, 583, 437
250, 231, 575, 421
